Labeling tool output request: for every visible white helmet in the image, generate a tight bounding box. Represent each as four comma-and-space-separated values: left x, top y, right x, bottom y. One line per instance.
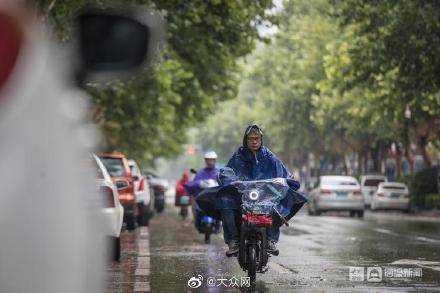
204, 151, 218, 159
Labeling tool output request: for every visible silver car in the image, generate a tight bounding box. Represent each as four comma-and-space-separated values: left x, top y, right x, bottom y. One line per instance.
308, 176, 364, 217
371, 182, 411, 212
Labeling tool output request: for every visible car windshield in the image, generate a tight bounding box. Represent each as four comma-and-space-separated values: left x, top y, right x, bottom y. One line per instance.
100, 158, 126, 177
364, 179, 385, 187
130, 164, 141, 177
322, 178, 358, 186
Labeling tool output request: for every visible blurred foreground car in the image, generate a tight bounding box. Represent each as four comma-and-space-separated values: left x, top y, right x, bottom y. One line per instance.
371, 182, 411, 212
92, 155, 124, 261
128, 159, 153, 226
0, 2, 160, 292
145, 171, 169, 213
360, 174, 387, 208
99, 153, 137, 230
308, 175, 364, 217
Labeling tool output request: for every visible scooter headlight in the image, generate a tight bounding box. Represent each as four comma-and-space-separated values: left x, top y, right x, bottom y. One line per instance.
249, 190, 260, 201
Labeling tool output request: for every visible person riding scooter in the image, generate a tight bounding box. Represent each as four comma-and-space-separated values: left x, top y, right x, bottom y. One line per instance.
218, 124, 303, 256
184, 151, 221, 235
175, 171, 191, 220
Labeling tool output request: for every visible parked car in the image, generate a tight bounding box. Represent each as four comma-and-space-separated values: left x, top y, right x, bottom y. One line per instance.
128, 159, 153, 226
92, 155, 124, 261
371, 182, 411, 212
145, 171, 169, 213
308, 175, 364, 217
360, 175, 388, 208
99, 153, 137, 230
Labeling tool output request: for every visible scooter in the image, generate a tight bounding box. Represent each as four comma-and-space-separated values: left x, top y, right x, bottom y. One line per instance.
194, 176, 222, 244
195, 206, 220, 243
230, 178, 292, 284
176, 195, 190, 220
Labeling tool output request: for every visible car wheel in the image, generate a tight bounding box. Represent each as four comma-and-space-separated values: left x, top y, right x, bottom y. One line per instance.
357, 211, 364, 218
113, 237, 121, 262
126, 214, 136, 231
315, 210, 322, 216
349, 211, 356, 217
138, 204, 150, 226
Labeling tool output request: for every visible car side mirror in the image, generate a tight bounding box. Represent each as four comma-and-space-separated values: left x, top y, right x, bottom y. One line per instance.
75, 8, 164, 84
115, 179, 130, 191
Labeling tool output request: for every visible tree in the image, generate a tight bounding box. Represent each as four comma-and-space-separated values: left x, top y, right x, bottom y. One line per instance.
36, 0, 275, 165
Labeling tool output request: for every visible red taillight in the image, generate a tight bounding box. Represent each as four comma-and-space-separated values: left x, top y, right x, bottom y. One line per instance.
353, 190, 362, 196
377, 192, 384, 197
100, 186, 115, 208
0, 11, 23, 92
138, 178, 145, 192
320, 189, 332, 195
243, 213, 273, 227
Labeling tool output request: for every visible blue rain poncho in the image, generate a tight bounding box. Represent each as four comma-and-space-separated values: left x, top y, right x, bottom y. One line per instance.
196, 125, 308, 221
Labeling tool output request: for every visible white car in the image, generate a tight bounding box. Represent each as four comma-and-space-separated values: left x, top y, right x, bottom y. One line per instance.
93, 155, 124, 261
128, 159, 153, 226
371, 182, 411, 212
360, 175, 387, 207
308, 175, 364, 217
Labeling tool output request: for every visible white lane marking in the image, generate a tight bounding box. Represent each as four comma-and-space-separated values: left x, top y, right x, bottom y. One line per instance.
415, 236, 440, 244
134, 227, 151, 291
137, 257, 151, 269
140, 227, 149, 236
135, 269, 151, 276
392, 259, 440, 272
373, 228, 400, 236
133, 282, 151, 292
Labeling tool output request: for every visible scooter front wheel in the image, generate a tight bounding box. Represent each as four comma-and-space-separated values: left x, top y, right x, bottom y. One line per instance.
204, 223, 212, 244
247, 244, 257, 283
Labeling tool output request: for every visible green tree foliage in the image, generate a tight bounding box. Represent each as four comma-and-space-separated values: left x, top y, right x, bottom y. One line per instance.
194, 0, 440, 175
329, 0, 440, 166
36, 0, 275, 165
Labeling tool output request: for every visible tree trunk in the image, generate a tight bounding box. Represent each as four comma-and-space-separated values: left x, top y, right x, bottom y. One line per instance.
370, 144, 380, 172
395, 144, 402, 178
419, 134, 432, 168
363, 149, 369, 174
357, 151, 363, 175
404, 145, 414, 173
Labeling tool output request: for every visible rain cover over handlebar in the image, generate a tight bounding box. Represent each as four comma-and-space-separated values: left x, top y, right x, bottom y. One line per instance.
232, 178, 291, 215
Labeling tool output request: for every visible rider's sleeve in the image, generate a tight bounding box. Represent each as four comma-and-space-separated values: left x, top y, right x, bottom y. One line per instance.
272, 155, 301, 190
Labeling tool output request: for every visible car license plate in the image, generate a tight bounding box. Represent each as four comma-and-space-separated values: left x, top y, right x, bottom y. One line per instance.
390, 193, 401, 198
336, 191, 348, 197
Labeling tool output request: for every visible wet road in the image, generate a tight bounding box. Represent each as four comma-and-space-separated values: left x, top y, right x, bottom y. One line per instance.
107, 202, 440, 292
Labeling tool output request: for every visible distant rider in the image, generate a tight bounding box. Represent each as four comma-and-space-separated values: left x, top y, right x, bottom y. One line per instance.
184, 151, 220, 231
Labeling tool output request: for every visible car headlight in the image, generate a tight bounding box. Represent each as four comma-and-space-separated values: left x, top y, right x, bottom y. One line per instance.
249, 190, 260, 201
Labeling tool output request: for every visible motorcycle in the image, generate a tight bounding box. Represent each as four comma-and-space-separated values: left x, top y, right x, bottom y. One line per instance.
175, 195, 190, 220
231, 178, 292, 284
196, 178, 222, 244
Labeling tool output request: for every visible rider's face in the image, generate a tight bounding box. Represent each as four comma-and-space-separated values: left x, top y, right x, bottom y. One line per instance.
247, 131, 262, 152
205, 158, 216, 168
